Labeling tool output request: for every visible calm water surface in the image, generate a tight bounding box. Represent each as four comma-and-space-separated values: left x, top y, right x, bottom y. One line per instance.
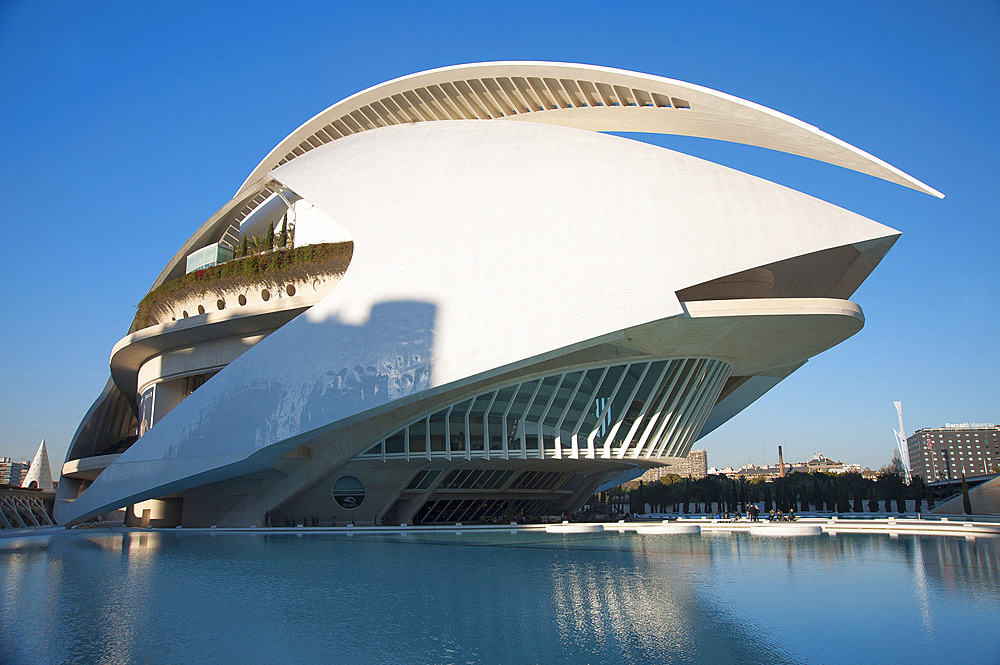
1, 529, 998, 664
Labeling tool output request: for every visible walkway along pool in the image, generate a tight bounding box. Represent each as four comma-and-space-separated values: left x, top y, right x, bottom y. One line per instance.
2, 524, 998, 664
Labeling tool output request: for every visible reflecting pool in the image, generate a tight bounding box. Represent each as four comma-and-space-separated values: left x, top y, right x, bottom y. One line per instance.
2, 529, 999, 664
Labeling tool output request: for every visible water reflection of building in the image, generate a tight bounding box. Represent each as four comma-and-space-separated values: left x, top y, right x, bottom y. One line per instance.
905, 534, 1000, 596
54, 62, 939, 528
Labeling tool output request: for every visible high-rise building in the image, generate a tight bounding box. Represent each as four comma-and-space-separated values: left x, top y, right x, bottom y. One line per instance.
907, 424, 1000, 482
53, 62, 939, 528
638, 450, 706, 483
680, 450, 708, 480
0, 458, 28, 486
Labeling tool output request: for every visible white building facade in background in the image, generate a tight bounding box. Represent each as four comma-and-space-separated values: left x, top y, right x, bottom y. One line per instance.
54, 62, 939, 527
0, 459, 28, 487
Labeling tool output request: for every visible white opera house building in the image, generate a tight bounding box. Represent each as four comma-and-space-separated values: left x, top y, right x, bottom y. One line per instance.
55, 62, 940, 528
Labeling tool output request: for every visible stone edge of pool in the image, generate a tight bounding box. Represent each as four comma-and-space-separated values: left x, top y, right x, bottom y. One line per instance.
7, 516, 998, 540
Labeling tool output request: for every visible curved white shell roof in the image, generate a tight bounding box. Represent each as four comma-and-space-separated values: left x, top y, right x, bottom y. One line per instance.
237, 61, 942, 198
59, 120, 899, 524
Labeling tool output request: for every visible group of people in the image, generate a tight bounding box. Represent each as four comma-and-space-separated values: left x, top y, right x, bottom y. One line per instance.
711, 505, 760, 521
712, 504, 797, 522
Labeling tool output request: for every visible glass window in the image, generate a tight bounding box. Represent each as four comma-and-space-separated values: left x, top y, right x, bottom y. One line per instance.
332, 475, 365, 509
385, 430, 405, 454
543, 372, 583, 429
525, 376, 561, 425
561, 368, 606, 435
138, 386, 155, 436
577, 364, 627, 445
428, 410, 448, 452
468, 393, 494, 452
449, 400, 472, 453
506, 382, 539, 451
417, 469, 441, 490
488, 386, 517, 451
408, 420, 427, 455
406, 470, 428, 489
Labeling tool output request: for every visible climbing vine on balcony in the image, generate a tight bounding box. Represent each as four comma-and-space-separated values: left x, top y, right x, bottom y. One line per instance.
133, 241, 353, 330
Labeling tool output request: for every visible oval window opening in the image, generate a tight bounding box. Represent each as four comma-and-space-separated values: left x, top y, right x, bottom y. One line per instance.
285, 283, 296, 297
217, 299, 225, 310
332, 475, 365, 510
197, 305, 206, 315
238, 294, 247, 306
261, 289, 270, 302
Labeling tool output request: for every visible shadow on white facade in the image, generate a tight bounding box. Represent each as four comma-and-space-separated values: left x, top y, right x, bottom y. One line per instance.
55, 62, 940, 527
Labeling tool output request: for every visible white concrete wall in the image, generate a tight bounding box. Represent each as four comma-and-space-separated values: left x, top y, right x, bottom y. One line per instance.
57, 121, 900, 525
291, 199, 352, 247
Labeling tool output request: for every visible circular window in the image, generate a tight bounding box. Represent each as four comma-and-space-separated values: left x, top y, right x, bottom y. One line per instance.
238, 294, 247, 306
182, 310, 189, 318
198, 305, 206, 315
261, 289, 270, 302
331, 475, 365, 510
217, 299, 225, 310
285, 283, 296, 297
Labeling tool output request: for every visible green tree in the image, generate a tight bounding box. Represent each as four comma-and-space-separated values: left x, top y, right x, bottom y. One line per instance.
247, 234, 268, 255
240, 235, 248, 258
279, 214, 288, 248
836, 477, 850, 513
912, 475, 925, 512
961, 473, 973, 515
267, 221, 275, 251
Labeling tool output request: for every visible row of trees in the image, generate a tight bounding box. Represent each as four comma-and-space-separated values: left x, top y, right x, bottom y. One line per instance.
595, 469, 937, 515
238, 215, 293, 257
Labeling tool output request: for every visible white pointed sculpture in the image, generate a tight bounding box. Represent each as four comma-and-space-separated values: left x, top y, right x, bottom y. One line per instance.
21, 439, 53, 491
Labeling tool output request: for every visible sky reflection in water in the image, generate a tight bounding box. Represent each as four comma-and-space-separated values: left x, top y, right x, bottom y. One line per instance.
1, 530, 998, 664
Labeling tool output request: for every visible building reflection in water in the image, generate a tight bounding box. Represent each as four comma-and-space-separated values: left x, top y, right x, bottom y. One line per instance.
1, 530, 999, 664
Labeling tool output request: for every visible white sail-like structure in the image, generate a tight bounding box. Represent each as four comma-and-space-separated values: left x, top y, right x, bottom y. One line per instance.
893, 401, 912, 483
54, 63, 939, 528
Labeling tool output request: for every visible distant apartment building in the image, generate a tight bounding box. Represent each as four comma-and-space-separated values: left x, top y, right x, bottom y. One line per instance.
907, 423, 1000, 482
681, 450, 708, 479
639, 449, 707, 483
0, 458, 28, 486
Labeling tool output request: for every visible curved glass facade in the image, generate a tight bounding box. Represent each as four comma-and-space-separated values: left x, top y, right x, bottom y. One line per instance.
357, 357, 732, 463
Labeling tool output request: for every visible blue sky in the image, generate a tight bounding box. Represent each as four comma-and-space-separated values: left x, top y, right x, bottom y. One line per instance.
1, 1, 997, 471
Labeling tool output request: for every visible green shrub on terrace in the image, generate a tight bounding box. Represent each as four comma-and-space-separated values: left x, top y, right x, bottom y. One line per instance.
134, 241, 353, 330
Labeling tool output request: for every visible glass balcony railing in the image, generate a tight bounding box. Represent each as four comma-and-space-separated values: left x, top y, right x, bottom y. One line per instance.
185, 242, 235, 274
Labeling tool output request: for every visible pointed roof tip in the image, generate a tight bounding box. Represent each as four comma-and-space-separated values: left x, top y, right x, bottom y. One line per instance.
21, 437, 54, 491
